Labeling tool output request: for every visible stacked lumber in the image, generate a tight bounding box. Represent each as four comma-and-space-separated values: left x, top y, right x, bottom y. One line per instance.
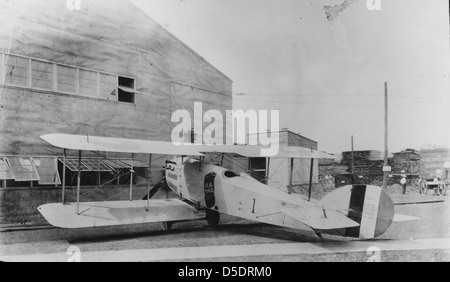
392, 151, 421, 174
333, 164, 350, 175
335, 174, 353, 188
341, 151, 384, 176
319, 163, 334, 184
342, 150, 382, 166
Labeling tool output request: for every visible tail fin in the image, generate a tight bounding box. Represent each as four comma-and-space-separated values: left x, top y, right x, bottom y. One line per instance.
320, 185, 395, 239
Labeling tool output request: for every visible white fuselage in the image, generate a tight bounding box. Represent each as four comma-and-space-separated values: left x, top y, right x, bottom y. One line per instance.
164, 159, 316, 233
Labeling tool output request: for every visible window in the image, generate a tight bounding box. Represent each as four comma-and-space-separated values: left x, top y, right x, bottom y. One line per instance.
31, 59, 53, 90
0, 53, 138, 105
57, 65, 77, 94
99, 72, 117, 100
0, 158, 13, 180
6, 157, 40, 181
118, 76, 135, 104
250, 158, 267, 184
4, 55, 28, 87
79, 69, 98, 97
32, 157, 61, 185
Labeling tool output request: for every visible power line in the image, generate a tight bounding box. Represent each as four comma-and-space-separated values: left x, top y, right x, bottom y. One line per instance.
233, 96, 444, 112
234, 93, 445, 103
234, 93, 380, 98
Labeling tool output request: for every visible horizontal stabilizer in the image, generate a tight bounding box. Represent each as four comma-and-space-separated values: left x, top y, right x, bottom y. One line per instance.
393, 214, 420, 223
394, 200, 445, 206
281, 207, 360, 230
38, 200, 203, 229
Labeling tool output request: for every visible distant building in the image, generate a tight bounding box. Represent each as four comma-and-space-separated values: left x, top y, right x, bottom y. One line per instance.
239, 130, 322, 195
420, 149, 450, 179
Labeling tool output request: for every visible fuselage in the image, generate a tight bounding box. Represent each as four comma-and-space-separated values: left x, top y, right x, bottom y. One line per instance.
164, 158, 316, 233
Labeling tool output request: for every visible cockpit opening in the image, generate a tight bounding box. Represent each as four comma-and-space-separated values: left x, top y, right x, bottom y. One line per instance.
224, 170, 239, 178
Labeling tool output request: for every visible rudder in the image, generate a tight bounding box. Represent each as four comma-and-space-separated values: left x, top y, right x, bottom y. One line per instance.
320, 185, 394, 239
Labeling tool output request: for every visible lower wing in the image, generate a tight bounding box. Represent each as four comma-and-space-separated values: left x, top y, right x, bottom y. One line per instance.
38, 199, 203, 229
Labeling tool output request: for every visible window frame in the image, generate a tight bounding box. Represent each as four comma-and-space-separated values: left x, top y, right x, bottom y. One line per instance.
5, 157, 41, 182
0, 157, 14, 180
0, 52, 137, 105
31, 157, 62, 185
30, 58, 54, 92
117, 75, 136, 104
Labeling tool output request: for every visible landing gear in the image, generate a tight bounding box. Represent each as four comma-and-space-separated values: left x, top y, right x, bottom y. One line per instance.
206, 210, 220, 227
160, 221, 173, 231
314, 231, 324, 241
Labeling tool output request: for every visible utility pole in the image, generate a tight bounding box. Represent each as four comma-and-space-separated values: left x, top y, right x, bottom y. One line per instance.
382, 82, 389, 189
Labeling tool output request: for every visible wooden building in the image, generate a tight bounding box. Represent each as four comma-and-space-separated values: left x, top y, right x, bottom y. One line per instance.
419, 148, 450, 179
0, 0, 232, 226
237, 130, 322, 196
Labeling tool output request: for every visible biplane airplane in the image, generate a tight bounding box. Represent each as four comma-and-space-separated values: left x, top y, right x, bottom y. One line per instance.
38, 134, 417, 240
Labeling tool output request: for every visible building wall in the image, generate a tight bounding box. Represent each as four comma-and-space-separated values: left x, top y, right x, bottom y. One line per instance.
246, 131, 320, 191
420, 149, 450, 179
0, 0, 232, 227
0, 0, 233, 156
0, 185, 149, 227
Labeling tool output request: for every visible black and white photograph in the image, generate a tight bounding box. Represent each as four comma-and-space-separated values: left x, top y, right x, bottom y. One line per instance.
0, 0, 449, 265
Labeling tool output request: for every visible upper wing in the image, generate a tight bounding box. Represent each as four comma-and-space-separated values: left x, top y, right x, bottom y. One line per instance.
275, 146, 337, 159
38, 199, 204, 229
41, 134, 204, 156
199, 145, 337, 159
41, 133, 336, 159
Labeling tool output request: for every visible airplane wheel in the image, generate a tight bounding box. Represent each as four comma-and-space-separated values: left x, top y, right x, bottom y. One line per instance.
160, 221, 173, 231
206, 210, 220, 227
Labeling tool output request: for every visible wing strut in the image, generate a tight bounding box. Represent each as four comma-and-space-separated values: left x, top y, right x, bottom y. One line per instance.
266, 157, 271, 185
308, 157, 314, 202
288, 158, 294, 194
146, 154, 152, 211
62, 149, 67, 205
76, 150, 82, 215
129, 153, 134, 201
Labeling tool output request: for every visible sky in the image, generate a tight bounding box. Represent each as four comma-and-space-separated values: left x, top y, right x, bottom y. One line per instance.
131, 0, 450, 154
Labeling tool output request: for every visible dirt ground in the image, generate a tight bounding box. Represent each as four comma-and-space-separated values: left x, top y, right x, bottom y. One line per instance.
174, 249, 450, 262
0, 190, 449, 262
